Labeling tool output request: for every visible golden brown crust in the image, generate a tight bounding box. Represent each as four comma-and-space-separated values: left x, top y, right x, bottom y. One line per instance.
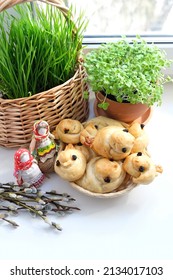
76, 157, 126, 193
91, 126, 135, 160
123, 152, 162, 184
54, 144, 86, 181
80, 123, 98, 146
74, 143, 96, 162
53, 117, 162, 192
84, 116, 128, 129
128, 122, 149, 153
54, 119, 84, 144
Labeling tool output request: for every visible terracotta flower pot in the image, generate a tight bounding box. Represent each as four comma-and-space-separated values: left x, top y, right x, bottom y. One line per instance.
94, 91, 151, 123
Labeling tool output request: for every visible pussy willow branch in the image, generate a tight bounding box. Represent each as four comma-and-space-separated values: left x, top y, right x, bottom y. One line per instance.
0, 182, 80, 231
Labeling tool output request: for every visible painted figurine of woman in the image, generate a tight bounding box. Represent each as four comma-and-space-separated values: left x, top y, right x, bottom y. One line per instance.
14, 148, 45, 187
29, 120, 56, 172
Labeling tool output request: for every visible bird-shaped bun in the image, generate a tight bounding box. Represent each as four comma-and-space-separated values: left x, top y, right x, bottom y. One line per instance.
123, 152, 163, 184
91, 126, 135, 160
80, 116, 127, 147
76, 157, 126, 193
53, 119, 83, 144
54, 144, 86, 181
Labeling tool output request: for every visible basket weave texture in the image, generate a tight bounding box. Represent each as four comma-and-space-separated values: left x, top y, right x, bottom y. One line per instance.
0, 0, 89, 148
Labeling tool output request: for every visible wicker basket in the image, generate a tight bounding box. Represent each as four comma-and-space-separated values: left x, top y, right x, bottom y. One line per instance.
70, 174, 137, 198
0, 0, 89, 148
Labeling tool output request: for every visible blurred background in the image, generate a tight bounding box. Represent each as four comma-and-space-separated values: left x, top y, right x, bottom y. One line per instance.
65, 0, 173, 35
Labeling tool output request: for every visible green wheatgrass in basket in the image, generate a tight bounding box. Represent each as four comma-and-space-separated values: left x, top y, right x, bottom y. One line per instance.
0, 3, 87, 99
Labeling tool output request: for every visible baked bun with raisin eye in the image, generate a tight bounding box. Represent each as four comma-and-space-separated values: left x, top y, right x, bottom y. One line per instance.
91, 126, 135, 160
54, 144, 86, 181
80, 116, 128, 148
123, 152, 163, 185
76, 157, 126, 193
128, 122, 149, 154
53, 119, 84, 144
80, 123, 99, 147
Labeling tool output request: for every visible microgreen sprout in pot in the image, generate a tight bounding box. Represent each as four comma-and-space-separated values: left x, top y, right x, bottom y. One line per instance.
84, 36, 172, 109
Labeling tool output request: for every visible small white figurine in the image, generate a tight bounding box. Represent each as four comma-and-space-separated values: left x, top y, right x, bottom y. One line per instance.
14, 148, 45, 187
29, 120, 56, 172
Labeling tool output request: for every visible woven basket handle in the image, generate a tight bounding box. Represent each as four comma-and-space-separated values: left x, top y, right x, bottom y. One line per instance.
0, 0, 69, 18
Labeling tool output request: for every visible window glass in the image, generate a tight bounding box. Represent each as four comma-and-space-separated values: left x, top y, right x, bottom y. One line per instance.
66, 0, 173, 35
